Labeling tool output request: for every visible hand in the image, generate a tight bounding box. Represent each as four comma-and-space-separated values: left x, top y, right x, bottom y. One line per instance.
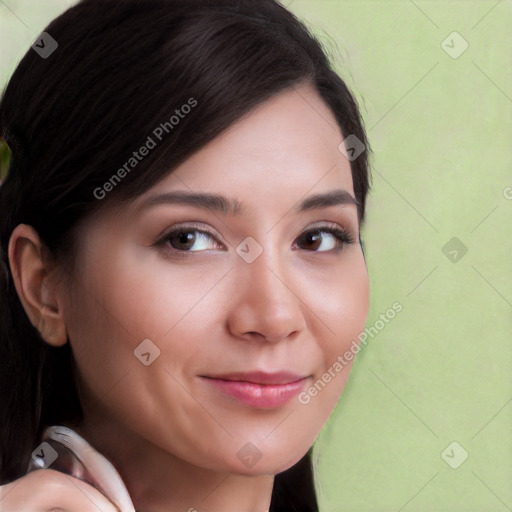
0, 469, 119, 512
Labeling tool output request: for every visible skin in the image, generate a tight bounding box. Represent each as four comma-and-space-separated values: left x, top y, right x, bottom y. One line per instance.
6, 83, 369, 512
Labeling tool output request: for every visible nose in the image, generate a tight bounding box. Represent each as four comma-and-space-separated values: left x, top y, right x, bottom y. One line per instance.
226, 247, 306, 343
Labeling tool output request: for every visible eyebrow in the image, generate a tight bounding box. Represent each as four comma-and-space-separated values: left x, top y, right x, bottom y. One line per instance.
138, 189, 358, 216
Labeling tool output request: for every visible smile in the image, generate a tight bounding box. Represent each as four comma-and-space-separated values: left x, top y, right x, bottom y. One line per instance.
200, 371, 310, 409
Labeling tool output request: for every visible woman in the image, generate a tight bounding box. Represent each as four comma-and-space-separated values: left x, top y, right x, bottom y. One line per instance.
0, 0, 371, 510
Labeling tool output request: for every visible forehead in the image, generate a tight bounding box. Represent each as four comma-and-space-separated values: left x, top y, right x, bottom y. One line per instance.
133, 83, 354, 213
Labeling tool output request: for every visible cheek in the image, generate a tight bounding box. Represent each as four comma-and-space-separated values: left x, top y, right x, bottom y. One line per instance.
333, 262, 369, 354
64, 253, 227, 413
68, 247, 226, 350
300, 254, 369, 402
306, 252, 370, 355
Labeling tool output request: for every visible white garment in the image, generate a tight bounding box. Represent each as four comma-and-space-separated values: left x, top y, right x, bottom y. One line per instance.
28, 425, 136, 512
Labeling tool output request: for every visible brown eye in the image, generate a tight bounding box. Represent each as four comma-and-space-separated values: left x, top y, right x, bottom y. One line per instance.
297, 230, 323, 251
168, 230, 197, 250
295, 227, 353, 252
155, 227, 223, 253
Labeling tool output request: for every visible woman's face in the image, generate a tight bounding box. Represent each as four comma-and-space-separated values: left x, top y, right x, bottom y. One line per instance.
64, 83, 369, 475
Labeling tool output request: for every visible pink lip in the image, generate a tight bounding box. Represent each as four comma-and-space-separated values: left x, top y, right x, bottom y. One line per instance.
200, 371, 309, 409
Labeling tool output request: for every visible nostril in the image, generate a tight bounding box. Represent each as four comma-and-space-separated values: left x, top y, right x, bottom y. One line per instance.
244, 331, 264, 340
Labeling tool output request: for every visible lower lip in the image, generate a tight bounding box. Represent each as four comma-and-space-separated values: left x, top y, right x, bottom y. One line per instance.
202, 378, 308, 409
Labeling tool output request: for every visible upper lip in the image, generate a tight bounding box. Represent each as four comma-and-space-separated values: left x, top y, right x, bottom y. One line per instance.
202, 371, 308, 385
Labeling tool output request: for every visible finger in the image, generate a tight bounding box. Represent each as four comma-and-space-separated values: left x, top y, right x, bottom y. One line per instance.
0, 469, 119, 512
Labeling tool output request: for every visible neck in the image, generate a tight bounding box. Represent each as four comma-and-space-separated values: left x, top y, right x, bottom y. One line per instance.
74, 411, 273, 512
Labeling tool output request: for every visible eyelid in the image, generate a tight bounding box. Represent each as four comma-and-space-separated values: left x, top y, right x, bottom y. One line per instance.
303, 220, 357, 239
306, 219, 354, 231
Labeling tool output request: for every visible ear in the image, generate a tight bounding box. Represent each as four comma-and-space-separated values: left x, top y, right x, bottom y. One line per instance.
8, 224, 68, 347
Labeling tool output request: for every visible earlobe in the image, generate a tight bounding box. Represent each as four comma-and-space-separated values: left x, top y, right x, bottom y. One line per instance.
8, 223, 68, 347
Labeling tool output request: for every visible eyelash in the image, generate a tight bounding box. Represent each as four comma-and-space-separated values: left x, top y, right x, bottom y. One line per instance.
153, 223, 355, 257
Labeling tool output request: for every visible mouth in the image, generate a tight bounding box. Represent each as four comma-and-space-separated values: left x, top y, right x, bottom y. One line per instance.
200, 371, 310, 409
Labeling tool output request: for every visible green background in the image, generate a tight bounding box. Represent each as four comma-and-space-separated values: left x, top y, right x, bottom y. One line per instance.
1, 1, 511, 510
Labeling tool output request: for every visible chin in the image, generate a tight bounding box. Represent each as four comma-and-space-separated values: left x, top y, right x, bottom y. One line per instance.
229, 443, 313, 477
